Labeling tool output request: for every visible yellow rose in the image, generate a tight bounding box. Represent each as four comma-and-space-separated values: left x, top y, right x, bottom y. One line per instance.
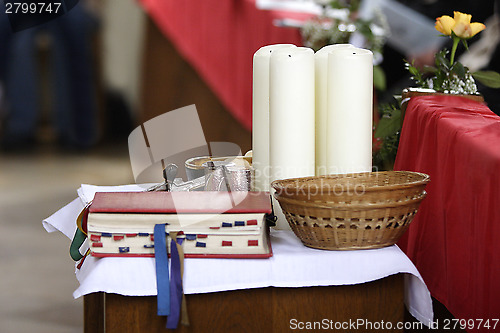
435, 15, 455, 35
435, 11, 485, 39
452, 11, 485, 38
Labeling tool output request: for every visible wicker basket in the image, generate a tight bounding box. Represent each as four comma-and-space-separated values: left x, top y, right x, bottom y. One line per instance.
271, 171, 430, 250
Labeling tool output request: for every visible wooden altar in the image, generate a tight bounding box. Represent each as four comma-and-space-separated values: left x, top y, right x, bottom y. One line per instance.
84, 274, 404, 333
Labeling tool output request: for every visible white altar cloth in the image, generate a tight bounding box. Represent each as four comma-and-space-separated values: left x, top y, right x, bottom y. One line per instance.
43, 184, 434, 326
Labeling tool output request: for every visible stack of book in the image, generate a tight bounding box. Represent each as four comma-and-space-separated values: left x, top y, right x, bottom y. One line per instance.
86, 191, 273, 258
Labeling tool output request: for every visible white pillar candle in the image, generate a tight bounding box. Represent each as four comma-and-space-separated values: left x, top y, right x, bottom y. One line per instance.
252, 44, 296, 192
314, 44, 355, 176
326, 47, 373, 174
270, 47, 315, 229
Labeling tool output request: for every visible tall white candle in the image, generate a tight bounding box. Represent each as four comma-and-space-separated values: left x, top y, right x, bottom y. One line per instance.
314, 44, 355, 176
252, 44, 296, 192
270, 47, 315, 229
326, 47, 373, 174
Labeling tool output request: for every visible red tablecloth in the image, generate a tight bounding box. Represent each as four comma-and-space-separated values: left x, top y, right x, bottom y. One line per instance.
395, 95, 500, 332
139, 0, 303, 130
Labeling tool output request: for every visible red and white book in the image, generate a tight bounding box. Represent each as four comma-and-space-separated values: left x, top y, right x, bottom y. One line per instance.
87, 191, 273, 258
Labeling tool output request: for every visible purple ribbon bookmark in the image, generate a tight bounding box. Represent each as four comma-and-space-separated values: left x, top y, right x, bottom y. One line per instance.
154, 224, 170, 316
166, 236, 184, 329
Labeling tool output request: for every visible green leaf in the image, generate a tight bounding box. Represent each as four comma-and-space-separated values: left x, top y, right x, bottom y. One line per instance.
374, 109, 401, 139
408, 65, 419, 76
451, 62, 466, 79
462, 39, 469, 50
373, 65, 386, 91
328, 0, 343, 9
422, 65, 437, 74
435, 50, 450, 70
472, 71, 500, 88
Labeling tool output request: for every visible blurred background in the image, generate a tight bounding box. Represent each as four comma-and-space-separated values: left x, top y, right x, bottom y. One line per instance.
0, 0, 145, 152
0, 1, 144, 332
0, 0, 254, 331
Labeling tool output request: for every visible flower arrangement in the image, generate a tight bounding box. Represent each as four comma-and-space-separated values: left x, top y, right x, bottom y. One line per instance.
300, 0, 389, 90
405, 11, 500, 94
375, 11, 500, 170
301, 1, 387, 54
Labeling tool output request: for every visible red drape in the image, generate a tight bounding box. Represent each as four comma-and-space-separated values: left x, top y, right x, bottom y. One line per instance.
139, 0, 303, 130
395, 95, 500, 332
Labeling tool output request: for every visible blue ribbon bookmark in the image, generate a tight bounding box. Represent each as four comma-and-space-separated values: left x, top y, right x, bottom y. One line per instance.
166, 235, 184, 329
154, 224, 170, 316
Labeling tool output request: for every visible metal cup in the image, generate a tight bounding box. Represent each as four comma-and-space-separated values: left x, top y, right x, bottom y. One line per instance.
204, 158, 253, 191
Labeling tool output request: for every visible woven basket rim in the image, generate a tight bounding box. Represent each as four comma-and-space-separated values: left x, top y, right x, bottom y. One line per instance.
274, 191, 427, 210
271, 171, 430, 193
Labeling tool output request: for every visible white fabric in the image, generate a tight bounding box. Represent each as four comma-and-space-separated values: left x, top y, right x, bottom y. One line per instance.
43, 198, 83, 239
77, 183, 149, 204
43, 184, 434, 326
